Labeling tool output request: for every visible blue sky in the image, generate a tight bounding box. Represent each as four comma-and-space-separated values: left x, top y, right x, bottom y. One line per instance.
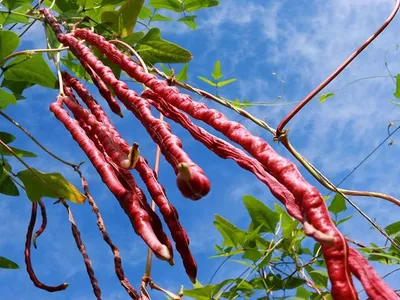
1, 0, 400, 299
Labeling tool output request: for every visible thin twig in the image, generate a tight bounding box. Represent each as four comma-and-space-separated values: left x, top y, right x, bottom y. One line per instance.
0, 111, 78, 168
61, 201, 102, 299
78, 170, 140, 299
276, 0, 400, 135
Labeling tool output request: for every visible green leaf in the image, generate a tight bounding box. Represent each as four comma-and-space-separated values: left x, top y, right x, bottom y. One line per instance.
231, 99, 252, 108
274, 204, 299, 238
212, 60, 222, 80
218, 78, 237, 87
135, 28, 192, 64
0, 132, 16, 144
243, 195, 279, 233
178, 15, 197, 29
0, 174, 19, 196
0, 145, 36, 158
4, 54, 57, 89
385, 221, 400, 238
394, 74, 400, 99
328, 193, 346, 215
197, 76, 217, 87
101, 10, 123, 34
0, 256, 19, 269
296, 286, 313, 299
336, 214, 354, 226
119, 0, 145, 36
184, 0, 220, 12
44, 24, 61, 60
159, 64, 173, 76
213, 215, 246, 248
152, 14, 173, 21
148, 0, 183, 12
176, 63, 189, 81
120, 32, 145, 46
319, 92, 335, 103
42, 0, 80, 13
101, 0, 125, 5
1, 78, 34, 95
138, 6, 153, 20
0, 88, 17, 109
0, 162, 19, 196
1, 0, 31, 10
0, 6, 30, 27
17, 168, 86, 204
307, 268, 328, 288
0, 31, 20, 64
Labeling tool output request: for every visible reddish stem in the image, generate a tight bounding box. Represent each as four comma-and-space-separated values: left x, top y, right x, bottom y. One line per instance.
25, 203, 69, 292
276, 0, 400, 136
33, 200, 47, 249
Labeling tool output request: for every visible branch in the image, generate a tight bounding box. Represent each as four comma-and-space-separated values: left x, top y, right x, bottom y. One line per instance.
276, 0, 400, 135
0, 111, 79, 168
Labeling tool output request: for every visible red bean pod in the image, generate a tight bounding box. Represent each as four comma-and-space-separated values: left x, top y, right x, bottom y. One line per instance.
62, 73, 197, 281
50, 95, 171, 261
62, 85, 130, 169
75, 109, 174, 264
348, 247, 399, 300
72, 29, 357, 299
57, 32, 210, 200
79, 63, 123, 117
142, 89, 303, 222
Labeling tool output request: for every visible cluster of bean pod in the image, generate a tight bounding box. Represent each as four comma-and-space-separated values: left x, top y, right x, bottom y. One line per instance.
40, 8, 398, 300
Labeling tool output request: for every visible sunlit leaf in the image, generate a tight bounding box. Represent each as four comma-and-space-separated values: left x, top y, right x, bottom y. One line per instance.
218, 78, 236, 87
176, 63, 189, 81
274, 204, 299, 238
1, 0, 31, 10
17, 169, 86, 204
0, 30, 20, 64
119, 0, 145, 36
42, 0, 80, 13
148, 0, 182, 12
319, 92, 335, 103
328, 193, 346, 215
152, 14, 173, 21
120, 32, 145, 46
184, 0, 220, 12
197, 76, 217, 87
135, 28, 192, 64
243, 195, 279, 233
178, 15, 197, 29
0, 256, 19, 269
336, 214, 354, 226
394, 74, 400, 98
213, 215, 246, 248
4, 54, 57, 89
385, 221, 400, 238
138, 6, 153, 20
211, 60, 222, 80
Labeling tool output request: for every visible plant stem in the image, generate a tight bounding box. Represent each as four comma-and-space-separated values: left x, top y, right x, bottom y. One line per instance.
0, 111, 78, 168
0, 47, 69, 67
276, 0, 400, 135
